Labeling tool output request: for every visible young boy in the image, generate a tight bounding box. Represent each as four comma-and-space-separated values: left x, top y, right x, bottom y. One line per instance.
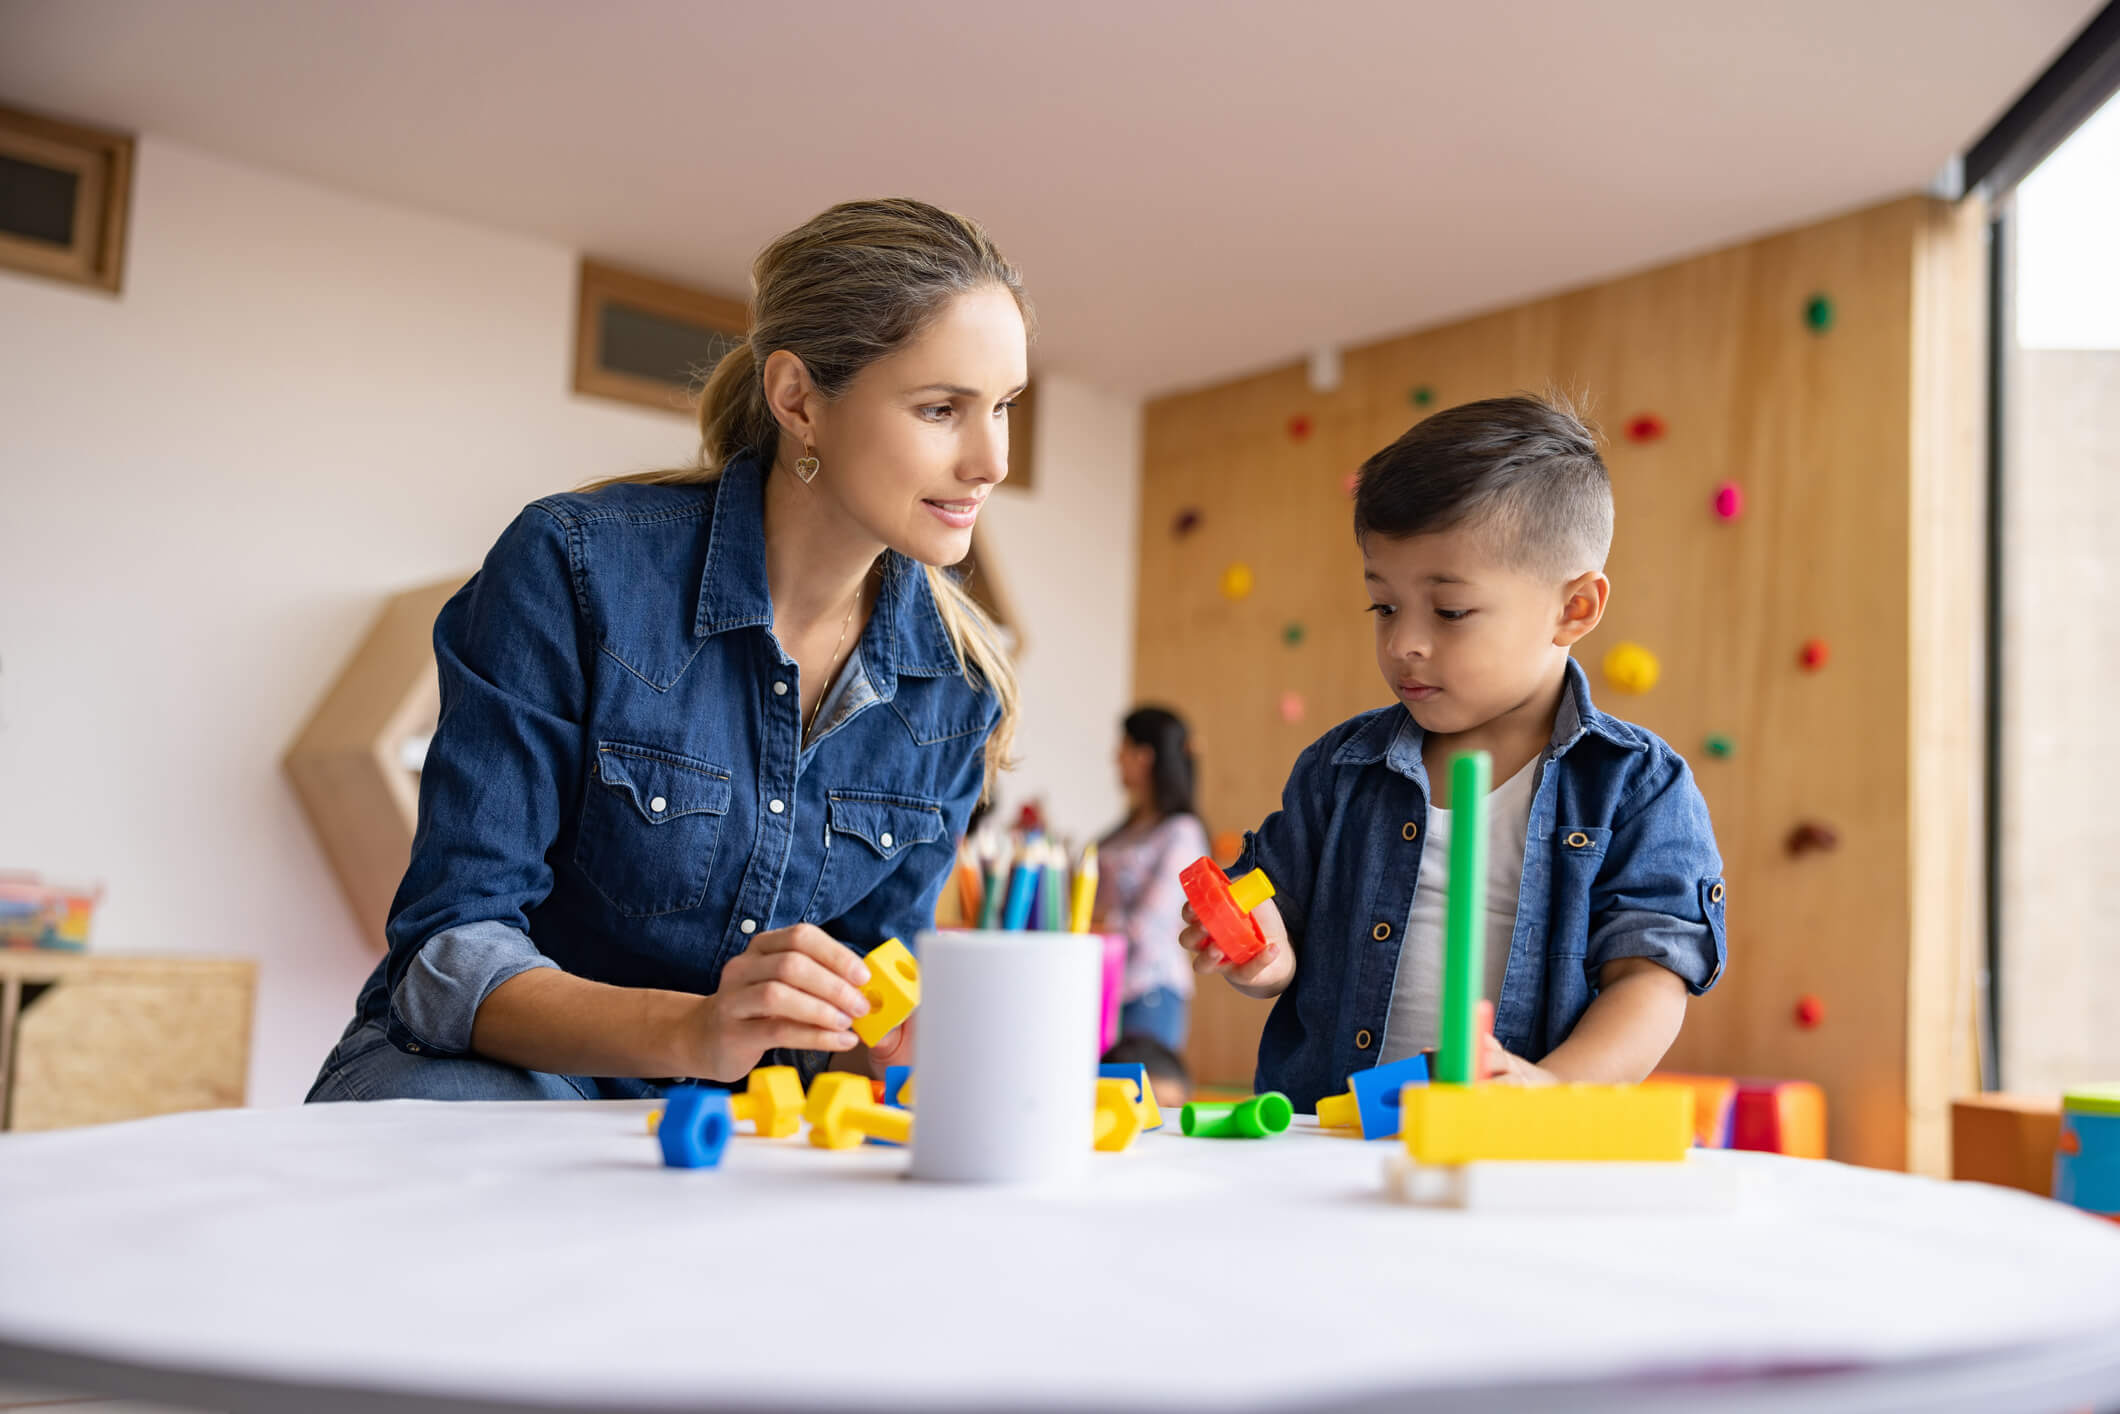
1179, 395, 1725, 1108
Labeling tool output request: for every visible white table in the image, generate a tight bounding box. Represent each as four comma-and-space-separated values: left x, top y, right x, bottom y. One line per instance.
3, 1101, 2119, 1412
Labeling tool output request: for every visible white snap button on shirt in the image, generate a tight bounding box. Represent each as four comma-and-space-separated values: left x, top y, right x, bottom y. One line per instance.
649, 796, 667, 813
773, 681, 788, 696
769, 799, 785, 814
740, 919, 757, 935
880, 833, 894, 849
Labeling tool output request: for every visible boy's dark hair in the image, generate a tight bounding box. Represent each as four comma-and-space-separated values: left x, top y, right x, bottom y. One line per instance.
1352, 393, 1613, 576
1118, 706, 1197, 821
1101, 1033, 1190, 1089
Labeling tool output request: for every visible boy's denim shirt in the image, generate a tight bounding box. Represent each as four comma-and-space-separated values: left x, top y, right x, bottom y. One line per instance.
348, 453, 999, 1076
1235, 657, 1726, 1109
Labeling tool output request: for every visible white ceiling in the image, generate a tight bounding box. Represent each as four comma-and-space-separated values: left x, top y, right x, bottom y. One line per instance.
0, 0, 2098, 395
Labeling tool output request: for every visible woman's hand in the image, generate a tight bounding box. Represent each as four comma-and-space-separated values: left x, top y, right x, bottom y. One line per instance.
674, 924, 872, 1082
1178, 897, 1295, 998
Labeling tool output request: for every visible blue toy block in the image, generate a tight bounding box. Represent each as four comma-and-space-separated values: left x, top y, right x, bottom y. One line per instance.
884, 1065, 913, 1110
658, 1085, 733, 1170
1349, 1054, 1431, 1140
1100, 1061, 1163, 1130
2055, 1152, 2120, 1214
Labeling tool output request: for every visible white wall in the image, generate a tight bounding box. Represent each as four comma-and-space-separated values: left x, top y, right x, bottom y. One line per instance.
0, 137, 1139, 1106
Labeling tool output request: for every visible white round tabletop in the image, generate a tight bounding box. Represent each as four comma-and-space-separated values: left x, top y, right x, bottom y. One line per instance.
3, 1100, 2119, 1413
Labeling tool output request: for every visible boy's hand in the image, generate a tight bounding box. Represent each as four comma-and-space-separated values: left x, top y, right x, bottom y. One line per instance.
1179, 897, 1295, 998
1478, 1028, 1558, 1086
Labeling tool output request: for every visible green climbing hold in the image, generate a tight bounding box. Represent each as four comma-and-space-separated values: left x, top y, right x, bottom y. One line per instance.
1805, 294, 1834, 333
1410, 385, 1436, 407
1705, 734, 1735, 759
1283, 622, 1305, 647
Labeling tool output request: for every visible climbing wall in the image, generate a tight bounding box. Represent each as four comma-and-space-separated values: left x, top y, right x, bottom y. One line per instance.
1135, 196, 1986, 1173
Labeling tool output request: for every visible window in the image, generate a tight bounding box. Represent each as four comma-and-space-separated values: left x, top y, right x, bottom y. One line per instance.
0, 102, 133, 293
573, 258, 749, 415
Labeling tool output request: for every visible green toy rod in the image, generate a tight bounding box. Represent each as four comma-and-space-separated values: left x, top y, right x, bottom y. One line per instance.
1435, 751, 1491, 1085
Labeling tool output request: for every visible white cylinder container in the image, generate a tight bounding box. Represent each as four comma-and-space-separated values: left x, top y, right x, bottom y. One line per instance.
909, 930, 1103, 1185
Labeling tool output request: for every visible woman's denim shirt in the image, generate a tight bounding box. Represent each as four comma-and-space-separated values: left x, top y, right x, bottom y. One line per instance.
350, 454, 999, 1070
1235, 658, 1726, 1109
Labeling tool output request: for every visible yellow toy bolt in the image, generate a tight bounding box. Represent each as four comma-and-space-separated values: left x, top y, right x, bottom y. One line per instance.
806, 1072, 913, 1150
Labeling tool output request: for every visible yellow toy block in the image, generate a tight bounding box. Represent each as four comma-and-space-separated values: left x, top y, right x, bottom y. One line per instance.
647, 1108, 662, 1135
806, 1072, 913, 1150
1398, 1082, 1694, 1164
730, 1066, 806, 1138
852, 937, 920, 1047
1093, 1077, 1144, 1152
1317, 1091, 1360, 1129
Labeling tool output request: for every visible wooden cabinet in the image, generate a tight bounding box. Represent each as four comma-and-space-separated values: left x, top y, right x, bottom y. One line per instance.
0, 953, 256, 1131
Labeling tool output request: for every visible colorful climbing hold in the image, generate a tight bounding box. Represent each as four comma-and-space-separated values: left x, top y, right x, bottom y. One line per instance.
1704, 733, 1735, 759
1805, 294, 1835, 333
1279, 690, 1306, 725
1601, 641, 1660, 695
1343, 471, 1360, 497
1282, 622, 1306, 647
1713, 482, 1744, 521
1410, 385, 1436, 408
1794, 994, 1826, 1030
1626, 414, 1667, 443
1211, 830, 1245, 865
1173, 508, 1202, 538
1786, 822, 1840, 856
1220, 563, 1255, 601
1800, 638, 1829, 671
1288, 414, 1313, 442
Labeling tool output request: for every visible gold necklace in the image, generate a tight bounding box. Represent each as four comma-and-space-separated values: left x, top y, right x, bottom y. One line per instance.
807, 574, 867, 742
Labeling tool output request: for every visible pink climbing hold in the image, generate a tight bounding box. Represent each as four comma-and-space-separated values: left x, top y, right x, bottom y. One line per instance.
1713, 482, 1743, 521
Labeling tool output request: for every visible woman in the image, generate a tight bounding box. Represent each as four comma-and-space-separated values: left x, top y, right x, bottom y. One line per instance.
308, 199, 1026, 1101
1093, 707, 1210, 1054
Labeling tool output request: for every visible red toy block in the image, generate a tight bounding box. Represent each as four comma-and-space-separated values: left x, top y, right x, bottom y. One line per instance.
1180, 856, 1277, 967
1731, 1079, 1826, 1158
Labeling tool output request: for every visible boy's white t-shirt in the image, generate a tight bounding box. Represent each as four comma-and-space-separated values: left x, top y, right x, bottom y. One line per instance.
1378, 756, 1540, 1064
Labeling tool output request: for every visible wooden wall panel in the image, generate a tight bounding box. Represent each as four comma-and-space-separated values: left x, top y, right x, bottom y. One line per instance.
1136, 196, 1983, 1173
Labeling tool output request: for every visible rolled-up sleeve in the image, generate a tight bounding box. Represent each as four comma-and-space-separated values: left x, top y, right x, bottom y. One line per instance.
1585, 753, 1727, 995
380, 505, 589, 1057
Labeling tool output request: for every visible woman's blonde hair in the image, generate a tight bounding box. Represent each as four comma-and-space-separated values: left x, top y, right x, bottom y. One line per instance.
591, 199, 1029, 797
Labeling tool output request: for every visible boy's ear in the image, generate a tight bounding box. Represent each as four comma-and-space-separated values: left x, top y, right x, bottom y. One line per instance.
1552, 571, 1609, 648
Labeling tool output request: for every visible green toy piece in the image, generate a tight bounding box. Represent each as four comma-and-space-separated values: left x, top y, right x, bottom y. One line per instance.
1435, 751, 1491, 1086
1705, 734, 1735, 758
1180, 1092, 1294, 1138
1410, 385, 1436, 407
1805, 294, 1834, 333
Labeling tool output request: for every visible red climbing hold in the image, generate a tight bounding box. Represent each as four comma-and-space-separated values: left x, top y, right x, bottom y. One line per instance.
1795, 995, 1826, 1030
1800, 638, 1830, 671
1786, 822, 1840, 856
1626, 414, 1667, 443
1288, 414, 1313, 442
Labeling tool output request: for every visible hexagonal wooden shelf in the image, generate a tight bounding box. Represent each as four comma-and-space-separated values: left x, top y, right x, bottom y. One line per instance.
283, 576, 464, 951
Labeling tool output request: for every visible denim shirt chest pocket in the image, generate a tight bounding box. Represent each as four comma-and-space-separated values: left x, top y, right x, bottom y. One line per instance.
1547, 825, 1610, 961
575, 741, 734, 917
804, 789, 945, 923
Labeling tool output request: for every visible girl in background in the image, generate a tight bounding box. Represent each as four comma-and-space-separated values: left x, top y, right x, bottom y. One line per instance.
1094, 707, 1209, 1053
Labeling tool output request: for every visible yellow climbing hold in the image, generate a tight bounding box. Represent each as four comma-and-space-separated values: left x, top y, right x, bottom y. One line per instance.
1601, 641, 1660, 695
1220, 563, 1255, 601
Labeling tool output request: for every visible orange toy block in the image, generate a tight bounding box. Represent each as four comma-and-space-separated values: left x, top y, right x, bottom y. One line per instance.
1951, 1093, 2061, 1197
1646, 1073, 1738, 1148
806, 1072, 913, 1150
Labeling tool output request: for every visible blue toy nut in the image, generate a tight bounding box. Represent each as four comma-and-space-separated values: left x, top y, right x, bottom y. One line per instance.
883, 1065, 913, 1110
658, 1085, 733, 1170
2055, 1111, 2120, 1213
1100, 1061, 1162, 1130
1349, 1054, 1431, 1139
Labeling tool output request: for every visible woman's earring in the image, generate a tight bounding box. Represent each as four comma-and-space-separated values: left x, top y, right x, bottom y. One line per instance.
794, 449, 821, 485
